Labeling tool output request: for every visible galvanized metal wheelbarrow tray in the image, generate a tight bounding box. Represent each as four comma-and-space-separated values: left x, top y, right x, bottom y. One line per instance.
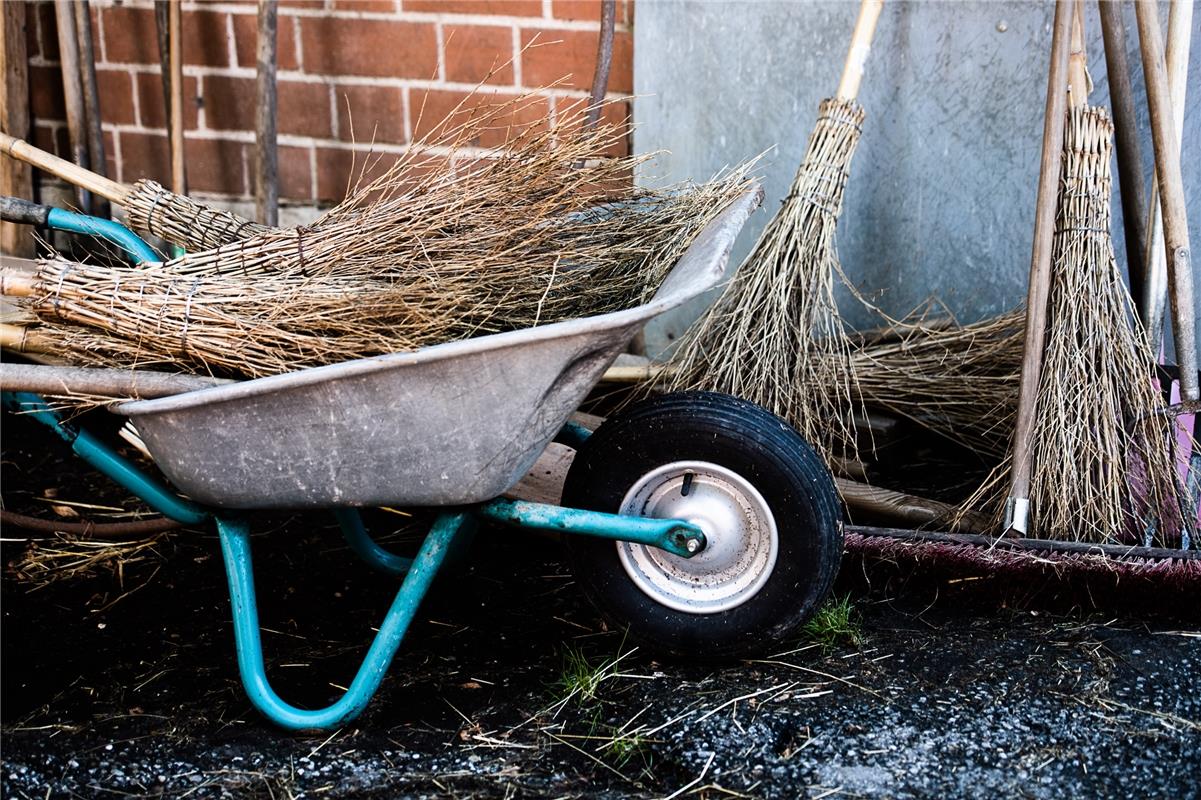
1, 187, 762, 730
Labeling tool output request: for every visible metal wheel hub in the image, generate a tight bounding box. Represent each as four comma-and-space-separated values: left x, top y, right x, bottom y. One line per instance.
617, 460, 778, 614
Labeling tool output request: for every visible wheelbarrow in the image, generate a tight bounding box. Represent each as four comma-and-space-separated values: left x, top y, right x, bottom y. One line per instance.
0, 188, 842, 730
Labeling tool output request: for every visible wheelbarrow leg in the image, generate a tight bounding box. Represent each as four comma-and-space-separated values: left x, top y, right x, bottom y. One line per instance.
334, 508, 413, 576
216, 511, 472, 730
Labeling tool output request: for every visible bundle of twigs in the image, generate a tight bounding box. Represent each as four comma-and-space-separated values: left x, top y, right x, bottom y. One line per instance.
955, 84, 1190, 546
124, 179, 271, 251
660, 98, 868, 463
1024, 104, 1188, 544
652, 0, 884, 465
3, 100, 755, 379
852, 310, 1024, 460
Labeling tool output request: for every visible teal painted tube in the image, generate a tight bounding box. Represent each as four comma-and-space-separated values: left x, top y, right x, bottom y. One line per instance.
218, 511, 469, 730
46, 207, 160, 264
4, 392, 209, 526
334, 508, 412, 576
476, 498, 706, 558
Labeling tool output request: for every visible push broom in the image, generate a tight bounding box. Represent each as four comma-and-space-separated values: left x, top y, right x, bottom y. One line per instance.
660, 0, 884, 463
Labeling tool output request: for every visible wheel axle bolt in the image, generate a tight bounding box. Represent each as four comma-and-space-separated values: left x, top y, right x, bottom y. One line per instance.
686, 538, 700, 553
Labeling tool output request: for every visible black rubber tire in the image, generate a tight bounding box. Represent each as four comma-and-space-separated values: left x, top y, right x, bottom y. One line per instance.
562, 391, 842, 659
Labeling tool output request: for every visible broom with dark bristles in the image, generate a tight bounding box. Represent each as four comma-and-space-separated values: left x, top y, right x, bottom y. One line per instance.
657, 0, 883, 464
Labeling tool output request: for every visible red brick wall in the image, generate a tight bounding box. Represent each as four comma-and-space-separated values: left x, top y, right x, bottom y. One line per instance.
26, 0, 632, 207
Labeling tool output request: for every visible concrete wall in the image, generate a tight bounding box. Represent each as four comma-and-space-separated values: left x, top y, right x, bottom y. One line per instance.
633, 0, 1200, 359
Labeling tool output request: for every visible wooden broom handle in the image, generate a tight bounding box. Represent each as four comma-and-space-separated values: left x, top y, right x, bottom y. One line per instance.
1006, 0, 1074, 532
1068, 0, 1089, 107
836, 0, 884, 102
1136, 0, 1197, 401
0, 132, 129, 204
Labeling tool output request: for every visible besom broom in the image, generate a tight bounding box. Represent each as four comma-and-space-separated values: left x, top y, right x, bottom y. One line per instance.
658, 0, 884, 464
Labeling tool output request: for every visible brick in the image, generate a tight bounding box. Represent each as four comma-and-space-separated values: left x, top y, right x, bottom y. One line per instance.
299, 17, 437, 78
410, 89, 548, 148
95, 70, 136, 126
136, 73, 201, 130
277, 145, 313, 201
31, 1, 58, 62
551, 0, 630, 23
117, 130, 170, 184
201, 75, 332, 138
32, 124, 68, 160
232, 13, 300, 71
404, 0, 543, 16
443, 24, 514, 85
519, 27, 631, 92
181, 9, 234, 68
100, 5, 159, 65
314, 147, 406, 202
334, 84, 405, 144
184, 137, 249, 195
102, 130, 118, 180
30, 65, 66, 121
332, 0, 397, 11
279, 0, 326, 8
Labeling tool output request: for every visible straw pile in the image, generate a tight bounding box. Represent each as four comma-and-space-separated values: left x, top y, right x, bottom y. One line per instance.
658, 99, 865, 462
4, 98, 755, 379
852, 310, 1024, 460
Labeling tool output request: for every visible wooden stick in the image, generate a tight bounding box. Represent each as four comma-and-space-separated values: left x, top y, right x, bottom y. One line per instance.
836, 478, 991, 533
0, 362, 231, 399
0, 2, 34, 259
53, 0, 90, 212
585, 0, 616, 132
1098, 0, 1149, 307
1135, 0, 1197, 401
168, 0, 186, 197
0, 132, 129, 204
1005, 0, 1074, 535
1138, 0, 1193, 361
836, 0, 885, 102
0, 270, 35, 297
255, 0, 279, 226
155, 0, 172, 129
73, 0, 109, 220
1068, 0, 1090, 106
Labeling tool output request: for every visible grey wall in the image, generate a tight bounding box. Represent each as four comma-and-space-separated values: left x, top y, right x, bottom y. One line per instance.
633, 0, 1200, 359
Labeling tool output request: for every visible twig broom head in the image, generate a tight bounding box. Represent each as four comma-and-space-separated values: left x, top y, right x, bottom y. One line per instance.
661, 98, 867, 464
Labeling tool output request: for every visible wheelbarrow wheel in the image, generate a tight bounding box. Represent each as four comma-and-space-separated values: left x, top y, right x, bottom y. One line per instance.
562, 391, 841, 658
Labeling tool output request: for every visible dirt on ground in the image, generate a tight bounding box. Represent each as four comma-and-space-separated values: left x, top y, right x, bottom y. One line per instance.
3, 408, 1200, 799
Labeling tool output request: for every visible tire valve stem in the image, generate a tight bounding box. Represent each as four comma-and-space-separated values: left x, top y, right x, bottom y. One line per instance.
681, 472, 694, 496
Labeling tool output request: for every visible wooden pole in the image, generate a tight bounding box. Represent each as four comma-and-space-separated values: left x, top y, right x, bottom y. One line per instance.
168, 0, 186, 197
836, 0, 885, 102
1005, 0, 1073, 535
1135, 0, 1197, 401
1097, 0, 1148, 309
255, 0, 279, 226
0, 1, 34, 258
73, 0, 109, 220
53, 0, 91, 212
1138, 0, 1192, 358
0, 132, 129, 204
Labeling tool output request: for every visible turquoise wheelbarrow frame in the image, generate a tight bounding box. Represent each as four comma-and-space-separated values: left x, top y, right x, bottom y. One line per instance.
1, 204, 722, 731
